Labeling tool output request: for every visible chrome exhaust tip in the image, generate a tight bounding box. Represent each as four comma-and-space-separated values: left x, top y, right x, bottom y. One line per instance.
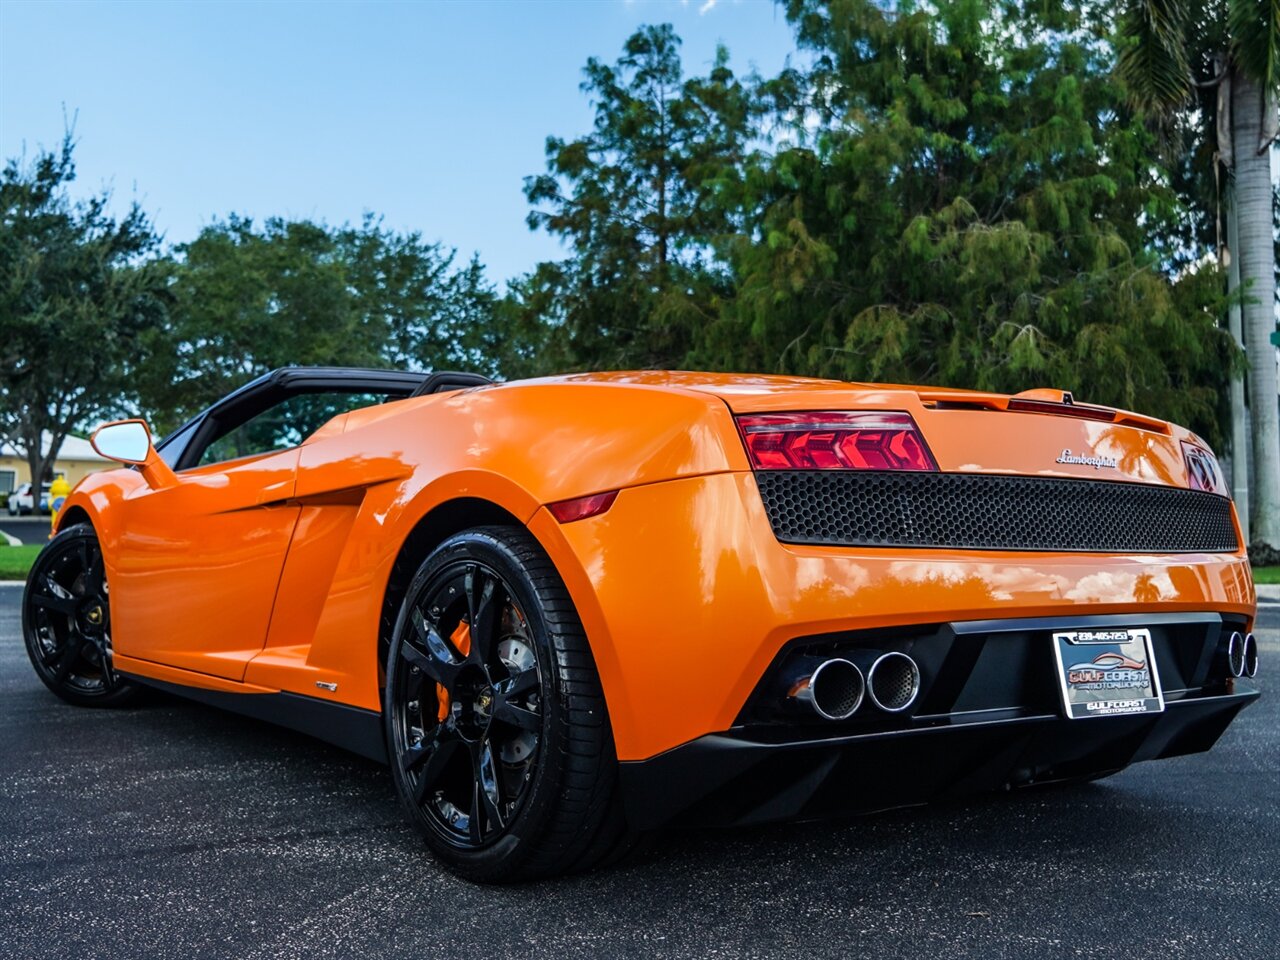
789, 658, 864, 720
867, 652, 921, 713
1226, 631, 1246, 678
1243, 633, 1258, 679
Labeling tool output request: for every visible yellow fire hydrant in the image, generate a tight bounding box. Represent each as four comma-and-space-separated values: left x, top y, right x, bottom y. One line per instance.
48, 475, 71, 539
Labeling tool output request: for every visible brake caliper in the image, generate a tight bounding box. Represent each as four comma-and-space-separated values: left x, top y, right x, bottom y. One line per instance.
437, 621, 472, 723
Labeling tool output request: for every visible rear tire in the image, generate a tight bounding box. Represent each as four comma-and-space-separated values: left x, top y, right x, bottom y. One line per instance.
384, 525, 636, 882
23, 523, 139, 707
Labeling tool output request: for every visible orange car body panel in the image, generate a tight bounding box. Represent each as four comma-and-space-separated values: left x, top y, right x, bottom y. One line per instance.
60, 372, 1254, 761
532, 473, 1251, 759
82, 447, 301, 679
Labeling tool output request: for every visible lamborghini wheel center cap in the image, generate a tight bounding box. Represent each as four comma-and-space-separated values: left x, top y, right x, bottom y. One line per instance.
474, 687, 494, 721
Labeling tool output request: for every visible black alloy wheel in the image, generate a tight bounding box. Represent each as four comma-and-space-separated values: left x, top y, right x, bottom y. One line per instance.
392, 558, 543, 847
23, 523, 139, 707
385, 526, 636, 882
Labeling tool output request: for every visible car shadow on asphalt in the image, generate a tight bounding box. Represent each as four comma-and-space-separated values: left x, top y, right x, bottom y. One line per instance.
118, 686, 1238, 894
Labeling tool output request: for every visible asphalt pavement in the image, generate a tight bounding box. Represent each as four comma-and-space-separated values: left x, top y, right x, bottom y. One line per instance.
0, 584, 1276, 960
0, 516, 51, 545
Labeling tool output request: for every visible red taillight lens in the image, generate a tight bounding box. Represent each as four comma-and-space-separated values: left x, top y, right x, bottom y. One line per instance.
547, 490, 619, 523
1182, 442, 1227, 496
736, 412, 937, 471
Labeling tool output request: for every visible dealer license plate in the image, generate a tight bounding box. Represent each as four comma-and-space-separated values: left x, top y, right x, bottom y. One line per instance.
1051, 628, 1164, 720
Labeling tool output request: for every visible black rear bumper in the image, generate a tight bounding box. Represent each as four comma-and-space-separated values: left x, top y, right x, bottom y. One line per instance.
619, 611, 1259, 830
620, 688, 1258, 829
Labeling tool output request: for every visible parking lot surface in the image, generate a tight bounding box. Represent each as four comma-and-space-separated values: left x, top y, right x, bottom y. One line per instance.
0, 584, 1276, 960
0, 517, 48, 546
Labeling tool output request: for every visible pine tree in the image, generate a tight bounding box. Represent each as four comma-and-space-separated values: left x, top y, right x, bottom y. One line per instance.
696, 0, 1236, 446
516, 24, 756, 370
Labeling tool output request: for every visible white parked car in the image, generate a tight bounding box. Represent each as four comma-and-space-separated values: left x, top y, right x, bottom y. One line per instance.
7, 483, 50, 516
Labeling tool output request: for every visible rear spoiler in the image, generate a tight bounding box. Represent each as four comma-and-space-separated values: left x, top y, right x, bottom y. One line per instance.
915, 388, 1171, 435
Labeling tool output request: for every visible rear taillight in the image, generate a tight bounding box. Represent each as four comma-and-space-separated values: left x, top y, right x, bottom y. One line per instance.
547, 490, 618, 523
1182, 441, 1227, 497
736, 411, 936, 471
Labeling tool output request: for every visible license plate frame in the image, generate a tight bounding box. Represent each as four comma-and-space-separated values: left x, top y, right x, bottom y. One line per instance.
1051, 627, 1165, 720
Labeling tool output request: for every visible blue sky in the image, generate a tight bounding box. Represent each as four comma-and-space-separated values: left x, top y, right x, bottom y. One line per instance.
0, 0, 796, 285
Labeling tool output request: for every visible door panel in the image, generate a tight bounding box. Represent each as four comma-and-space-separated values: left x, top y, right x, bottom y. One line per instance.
243, 497, 364, 693
109, 448, 301, 680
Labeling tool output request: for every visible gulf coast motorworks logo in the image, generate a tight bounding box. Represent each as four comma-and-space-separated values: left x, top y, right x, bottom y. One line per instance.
1067, 651, 1150, 690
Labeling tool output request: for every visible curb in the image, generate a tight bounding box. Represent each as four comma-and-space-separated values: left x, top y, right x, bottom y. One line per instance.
0, 580, 27, 587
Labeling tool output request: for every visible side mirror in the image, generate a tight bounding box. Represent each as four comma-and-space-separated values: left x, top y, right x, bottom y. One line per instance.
91, 420, 153, 464
91, 419, 176, 489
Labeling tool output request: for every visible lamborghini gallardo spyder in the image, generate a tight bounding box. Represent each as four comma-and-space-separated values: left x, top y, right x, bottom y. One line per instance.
22, 367, 1260, 881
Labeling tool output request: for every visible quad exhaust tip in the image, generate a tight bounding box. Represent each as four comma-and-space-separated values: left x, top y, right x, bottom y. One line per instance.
790, 658, 864, 720
867, 652, 921, 713
787, 651, 922, 719
1243, 633, 1258, 679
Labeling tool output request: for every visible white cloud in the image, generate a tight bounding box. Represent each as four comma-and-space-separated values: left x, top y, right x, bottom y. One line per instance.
700, 0, 719, 12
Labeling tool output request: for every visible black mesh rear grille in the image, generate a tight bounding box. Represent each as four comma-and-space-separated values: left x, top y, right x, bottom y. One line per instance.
754, 471, 1239, 553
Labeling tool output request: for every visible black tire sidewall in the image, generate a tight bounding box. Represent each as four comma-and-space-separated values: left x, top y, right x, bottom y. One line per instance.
22, 523, 137, 708
384, 527, 576, 880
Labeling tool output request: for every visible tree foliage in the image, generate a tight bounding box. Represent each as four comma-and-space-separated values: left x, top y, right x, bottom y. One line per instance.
140, 215, 500, 430
0, 136, 170, 486
507, 5, 1238, 444
1117, 0, 1280, 547
1227, 0, 1280, 91
699, 1, 1235, 443
515, 24, 757, 370
3, 3, 1258, 465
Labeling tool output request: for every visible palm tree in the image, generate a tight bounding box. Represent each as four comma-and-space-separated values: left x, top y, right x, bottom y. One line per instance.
1118, 0, 1279, 553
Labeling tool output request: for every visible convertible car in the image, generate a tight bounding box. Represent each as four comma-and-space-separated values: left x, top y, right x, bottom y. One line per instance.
22, 367, 1260, 881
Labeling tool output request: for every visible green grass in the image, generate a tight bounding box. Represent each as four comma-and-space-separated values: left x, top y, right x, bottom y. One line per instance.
1251, 566, 1280, 585
0, 545, 41, 581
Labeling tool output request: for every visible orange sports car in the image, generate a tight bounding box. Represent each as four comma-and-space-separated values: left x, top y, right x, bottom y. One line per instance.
23, 367, 1260, 881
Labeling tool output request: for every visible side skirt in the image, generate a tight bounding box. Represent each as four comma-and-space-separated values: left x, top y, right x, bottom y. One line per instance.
120, 672, 388, 764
